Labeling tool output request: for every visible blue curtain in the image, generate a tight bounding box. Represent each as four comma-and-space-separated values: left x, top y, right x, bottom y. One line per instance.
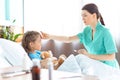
5, 0, 10, 20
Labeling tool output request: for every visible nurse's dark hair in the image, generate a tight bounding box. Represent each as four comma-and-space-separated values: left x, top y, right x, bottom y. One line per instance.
82, 3, 105, 26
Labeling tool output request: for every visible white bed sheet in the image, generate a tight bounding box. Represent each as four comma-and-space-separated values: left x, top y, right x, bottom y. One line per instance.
58, 54, 120, 80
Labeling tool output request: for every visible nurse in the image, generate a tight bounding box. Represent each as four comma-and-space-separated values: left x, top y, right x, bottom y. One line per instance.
41, 3, 119, 69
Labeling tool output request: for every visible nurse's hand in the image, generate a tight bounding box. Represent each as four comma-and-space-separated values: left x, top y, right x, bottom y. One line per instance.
77, 49, 88, 55
40, 31, 50, 39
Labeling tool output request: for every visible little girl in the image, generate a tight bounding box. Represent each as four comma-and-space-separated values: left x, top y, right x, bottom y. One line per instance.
22, 30, 66, 69
22, 31, 42, 60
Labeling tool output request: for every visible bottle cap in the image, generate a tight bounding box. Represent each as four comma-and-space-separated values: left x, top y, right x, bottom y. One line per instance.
32, 59, 40, 67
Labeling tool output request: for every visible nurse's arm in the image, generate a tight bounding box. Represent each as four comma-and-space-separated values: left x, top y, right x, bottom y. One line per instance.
41, 32, 80, 43
48, 35, 79, 43
88, 53, 115, 61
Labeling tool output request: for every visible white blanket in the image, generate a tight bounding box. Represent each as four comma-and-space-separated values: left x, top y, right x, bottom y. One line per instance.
58, 54, 120, 80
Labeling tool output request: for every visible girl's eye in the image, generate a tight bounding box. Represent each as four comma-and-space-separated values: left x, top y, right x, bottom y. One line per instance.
82, 14, 87, 17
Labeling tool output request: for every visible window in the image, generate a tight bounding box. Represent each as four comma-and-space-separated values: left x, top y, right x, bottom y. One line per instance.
9, 0, 23, 26
0, 0, 5, 23
0, 0, 23, 27
1, 0, 120, 36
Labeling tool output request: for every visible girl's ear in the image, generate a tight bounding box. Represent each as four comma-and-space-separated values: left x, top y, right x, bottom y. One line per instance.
29, 42, 33, 47
29, 42, 32, 46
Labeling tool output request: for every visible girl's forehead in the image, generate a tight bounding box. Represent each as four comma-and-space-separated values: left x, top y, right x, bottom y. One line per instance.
36, 36, 41, 40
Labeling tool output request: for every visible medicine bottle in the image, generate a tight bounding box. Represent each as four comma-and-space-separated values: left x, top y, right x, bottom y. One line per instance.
48, 58, 53, 80
31, 59, 41, 80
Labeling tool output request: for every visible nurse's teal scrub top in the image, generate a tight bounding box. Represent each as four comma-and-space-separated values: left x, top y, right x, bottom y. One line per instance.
77, 21, 119, 69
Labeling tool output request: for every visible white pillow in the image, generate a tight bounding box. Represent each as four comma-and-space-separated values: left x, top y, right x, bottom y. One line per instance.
57, 54, 81, 73
75, 54, 120, 80
0, 38, 32, 68
0, 46, 12, 68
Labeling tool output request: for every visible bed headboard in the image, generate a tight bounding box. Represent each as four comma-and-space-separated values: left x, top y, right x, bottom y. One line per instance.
41, 40, 85, 58
41, 39, 120, 67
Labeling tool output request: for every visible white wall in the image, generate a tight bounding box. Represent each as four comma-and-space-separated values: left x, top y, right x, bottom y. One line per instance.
24, 0, 83, 36
81, 0, 120, 38
24, 0, 120, 37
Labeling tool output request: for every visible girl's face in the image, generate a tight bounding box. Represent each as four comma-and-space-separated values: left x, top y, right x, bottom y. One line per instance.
30, 35, 41, 51
81, 10, 95, 26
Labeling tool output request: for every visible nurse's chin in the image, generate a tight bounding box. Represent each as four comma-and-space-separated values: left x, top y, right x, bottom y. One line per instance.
83, 22, 89, 25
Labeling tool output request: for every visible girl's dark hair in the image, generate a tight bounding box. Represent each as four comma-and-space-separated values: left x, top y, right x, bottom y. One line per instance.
22, 31, 41, 53
82, 3, 105, 25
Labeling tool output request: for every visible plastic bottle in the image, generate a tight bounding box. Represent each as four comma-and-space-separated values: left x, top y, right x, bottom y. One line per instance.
31, 59, 41, 80
22, 54, 28, 71
48, 58, 53, 80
